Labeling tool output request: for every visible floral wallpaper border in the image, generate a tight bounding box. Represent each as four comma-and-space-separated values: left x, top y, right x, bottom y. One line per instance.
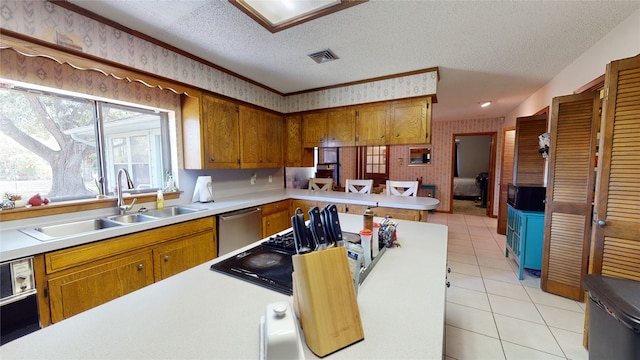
0, 0, 437, 113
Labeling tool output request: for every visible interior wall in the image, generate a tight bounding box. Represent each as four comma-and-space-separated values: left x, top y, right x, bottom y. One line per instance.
504, 9, 640, 127
389, 117, 504, 213
456, 135, 491, 178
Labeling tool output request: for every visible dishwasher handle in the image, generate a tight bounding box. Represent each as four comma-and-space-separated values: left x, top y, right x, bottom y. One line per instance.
219, 207, 262, 221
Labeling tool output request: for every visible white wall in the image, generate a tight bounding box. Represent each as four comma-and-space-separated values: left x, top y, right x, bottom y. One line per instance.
505, 9, 640, 127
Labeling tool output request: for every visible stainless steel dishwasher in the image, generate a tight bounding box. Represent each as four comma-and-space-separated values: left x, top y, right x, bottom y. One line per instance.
217, 207, 262, 256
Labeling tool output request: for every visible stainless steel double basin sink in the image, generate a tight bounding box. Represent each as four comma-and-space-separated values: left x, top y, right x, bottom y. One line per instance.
19, 206, 204, 241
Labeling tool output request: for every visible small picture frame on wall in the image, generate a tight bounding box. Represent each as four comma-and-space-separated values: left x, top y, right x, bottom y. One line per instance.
409, 146, 432, 166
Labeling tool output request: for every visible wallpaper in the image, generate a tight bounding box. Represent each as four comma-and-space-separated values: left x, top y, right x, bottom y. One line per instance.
0, 0, 436, 113
389, 117, 505, 213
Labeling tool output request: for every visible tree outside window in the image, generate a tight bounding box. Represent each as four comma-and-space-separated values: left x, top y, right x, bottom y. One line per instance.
0, 83, 171, 202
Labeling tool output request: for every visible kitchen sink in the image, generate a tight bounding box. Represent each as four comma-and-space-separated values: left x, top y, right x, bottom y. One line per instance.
107, 214, 157, 223
20, 218, 124, 241
143, 206, 202, 218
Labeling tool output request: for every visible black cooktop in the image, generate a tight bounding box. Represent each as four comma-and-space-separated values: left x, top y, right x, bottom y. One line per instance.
210, 232, 297, 295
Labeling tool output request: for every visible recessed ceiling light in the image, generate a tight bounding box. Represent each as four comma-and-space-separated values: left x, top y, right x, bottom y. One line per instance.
480, 101, 492, 108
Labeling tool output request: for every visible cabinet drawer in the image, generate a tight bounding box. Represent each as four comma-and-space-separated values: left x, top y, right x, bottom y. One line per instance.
45, 217, 215, 273
262, 200, 290, 216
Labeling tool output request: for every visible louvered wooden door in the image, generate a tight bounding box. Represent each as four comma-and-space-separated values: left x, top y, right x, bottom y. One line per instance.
589, 54, 640, 282
497, 128, 516, 234
513, 114, 547, 185
541, 92, 600, 301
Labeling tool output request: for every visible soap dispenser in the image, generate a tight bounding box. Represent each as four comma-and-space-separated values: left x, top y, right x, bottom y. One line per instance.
156, 190, 165, 210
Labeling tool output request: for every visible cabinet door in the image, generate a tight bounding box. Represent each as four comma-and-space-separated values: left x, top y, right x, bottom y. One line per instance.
302, 112, 327, 148
356, 104, 388, 146
375, 207, 423, 221
262, 210, 291, 238
290, 199, 317, 221
48, 251, 154, 323
285, 115, 313, 167
202, 94, 240, 168
264, 112, 284, 167
388, 98, 430, 145
541, 91, 599, 301
239, 106, 262, 167
326, 108, 355, 147
153, 232, 216, 281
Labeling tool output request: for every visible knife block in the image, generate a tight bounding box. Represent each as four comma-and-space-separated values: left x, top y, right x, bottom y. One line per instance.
292, 246, 364, 357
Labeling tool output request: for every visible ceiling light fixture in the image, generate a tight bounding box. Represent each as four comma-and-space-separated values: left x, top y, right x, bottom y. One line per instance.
229, 0, 367, 33
480, 101, 492, 108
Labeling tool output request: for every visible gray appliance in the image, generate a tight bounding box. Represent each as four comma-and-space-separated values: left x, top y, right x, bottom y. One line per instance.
218, 207, 262, 256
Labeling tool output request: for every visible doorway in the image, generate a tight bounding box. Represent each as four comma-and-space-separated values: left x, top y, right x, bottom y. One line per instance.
451, 133, 496, 216
357, 145, 389, 187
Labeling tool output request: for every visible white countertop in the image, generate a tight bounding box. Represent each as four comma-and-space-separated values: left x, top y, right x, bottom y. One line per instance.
0, 189, 439, 262
0, 213, 448, 360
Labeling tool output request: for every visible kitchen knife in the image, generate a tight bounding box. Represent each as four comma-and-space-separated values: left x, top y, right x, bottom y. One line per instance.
308, 206, 327, 250
326, 204, 344, 246
320, 205, 336, 248
291, 208, 312, 254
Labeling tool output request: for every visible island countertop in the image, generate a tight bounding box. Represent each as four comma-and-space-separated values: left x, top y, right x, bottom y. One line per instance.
0, 213, 448, 360
0, 189, 439, 262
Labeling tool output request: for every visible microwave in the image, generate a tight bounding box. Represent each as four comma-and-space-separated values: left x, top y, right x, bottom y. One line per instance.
507, 184, 546, 212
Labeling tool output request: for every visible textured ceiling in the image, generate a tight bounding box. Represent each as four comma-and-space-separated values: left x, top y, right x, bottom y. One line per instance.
67, 0, 640, 121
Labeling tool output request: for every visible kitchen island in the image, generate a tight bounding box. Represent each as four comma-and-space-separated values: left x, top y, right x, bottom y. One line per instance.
0, 213, 448, 359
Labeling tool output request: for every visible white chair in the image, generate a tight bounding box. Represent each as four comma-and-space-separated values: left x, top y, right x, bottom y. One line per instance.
308, 178, 333, 191
345, 179, 373, 194
386, 180, 419, 197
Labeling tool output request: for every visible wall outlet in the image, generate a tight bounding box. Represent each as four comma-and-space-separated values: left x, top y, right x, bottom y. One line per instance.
251, 174, 256, 185
268, 175, 272, 183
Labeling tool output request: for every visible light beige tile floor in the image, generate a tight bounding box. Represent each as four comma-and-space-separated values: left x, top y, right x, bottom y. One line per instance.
430, 212, 589, 360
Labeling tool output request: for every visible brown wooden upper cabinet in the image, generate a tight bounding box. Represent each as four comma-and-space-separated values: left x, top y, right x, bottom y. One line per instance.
303, 97, 432, 148
182, 92, 285, 169
355, 103, 389, 146
302, 108, 356, 148
285, 115, 314, 167
239, 105, 284, 168
182, 92, 241, 169
387, 97, 432, 145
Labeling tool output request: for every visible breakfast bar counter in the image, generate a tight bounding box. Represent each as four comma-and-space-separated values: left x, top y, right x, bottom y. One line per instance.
0, 213, 448, 359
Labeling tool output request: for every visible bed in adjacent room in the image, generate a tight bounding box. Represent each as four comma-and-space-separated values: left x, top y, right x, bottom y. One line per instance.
453, 177, 480, 200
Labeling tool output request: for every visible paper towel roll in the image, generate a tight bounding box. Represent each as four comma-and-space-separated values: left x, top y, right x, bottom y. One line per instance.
192, 176, 213, 203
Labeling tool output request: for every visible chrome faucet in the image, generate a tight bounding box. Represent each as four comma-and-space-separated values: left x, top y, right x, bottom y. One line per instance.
116, 168, 136, 215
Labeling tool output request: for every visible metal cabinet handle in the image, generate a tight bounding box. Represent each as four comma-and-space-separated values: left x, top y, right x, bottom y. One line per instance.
380, 134, 385, 138
597, 220, 606, 227
164, 255, 170, 262
137, 264, 144, 270
210, 157, 215, 162
267, 221, 271, 226
395, 133, 400, 137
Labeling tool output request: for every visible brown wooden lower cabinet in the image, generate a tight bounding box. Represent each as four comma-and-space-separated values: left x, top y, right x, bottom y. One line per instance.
48, 251, 154, 323
374, 206, 424, 222
41, 217, 216, 324
261, 200, 291, 238
153, 232, 216, 281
